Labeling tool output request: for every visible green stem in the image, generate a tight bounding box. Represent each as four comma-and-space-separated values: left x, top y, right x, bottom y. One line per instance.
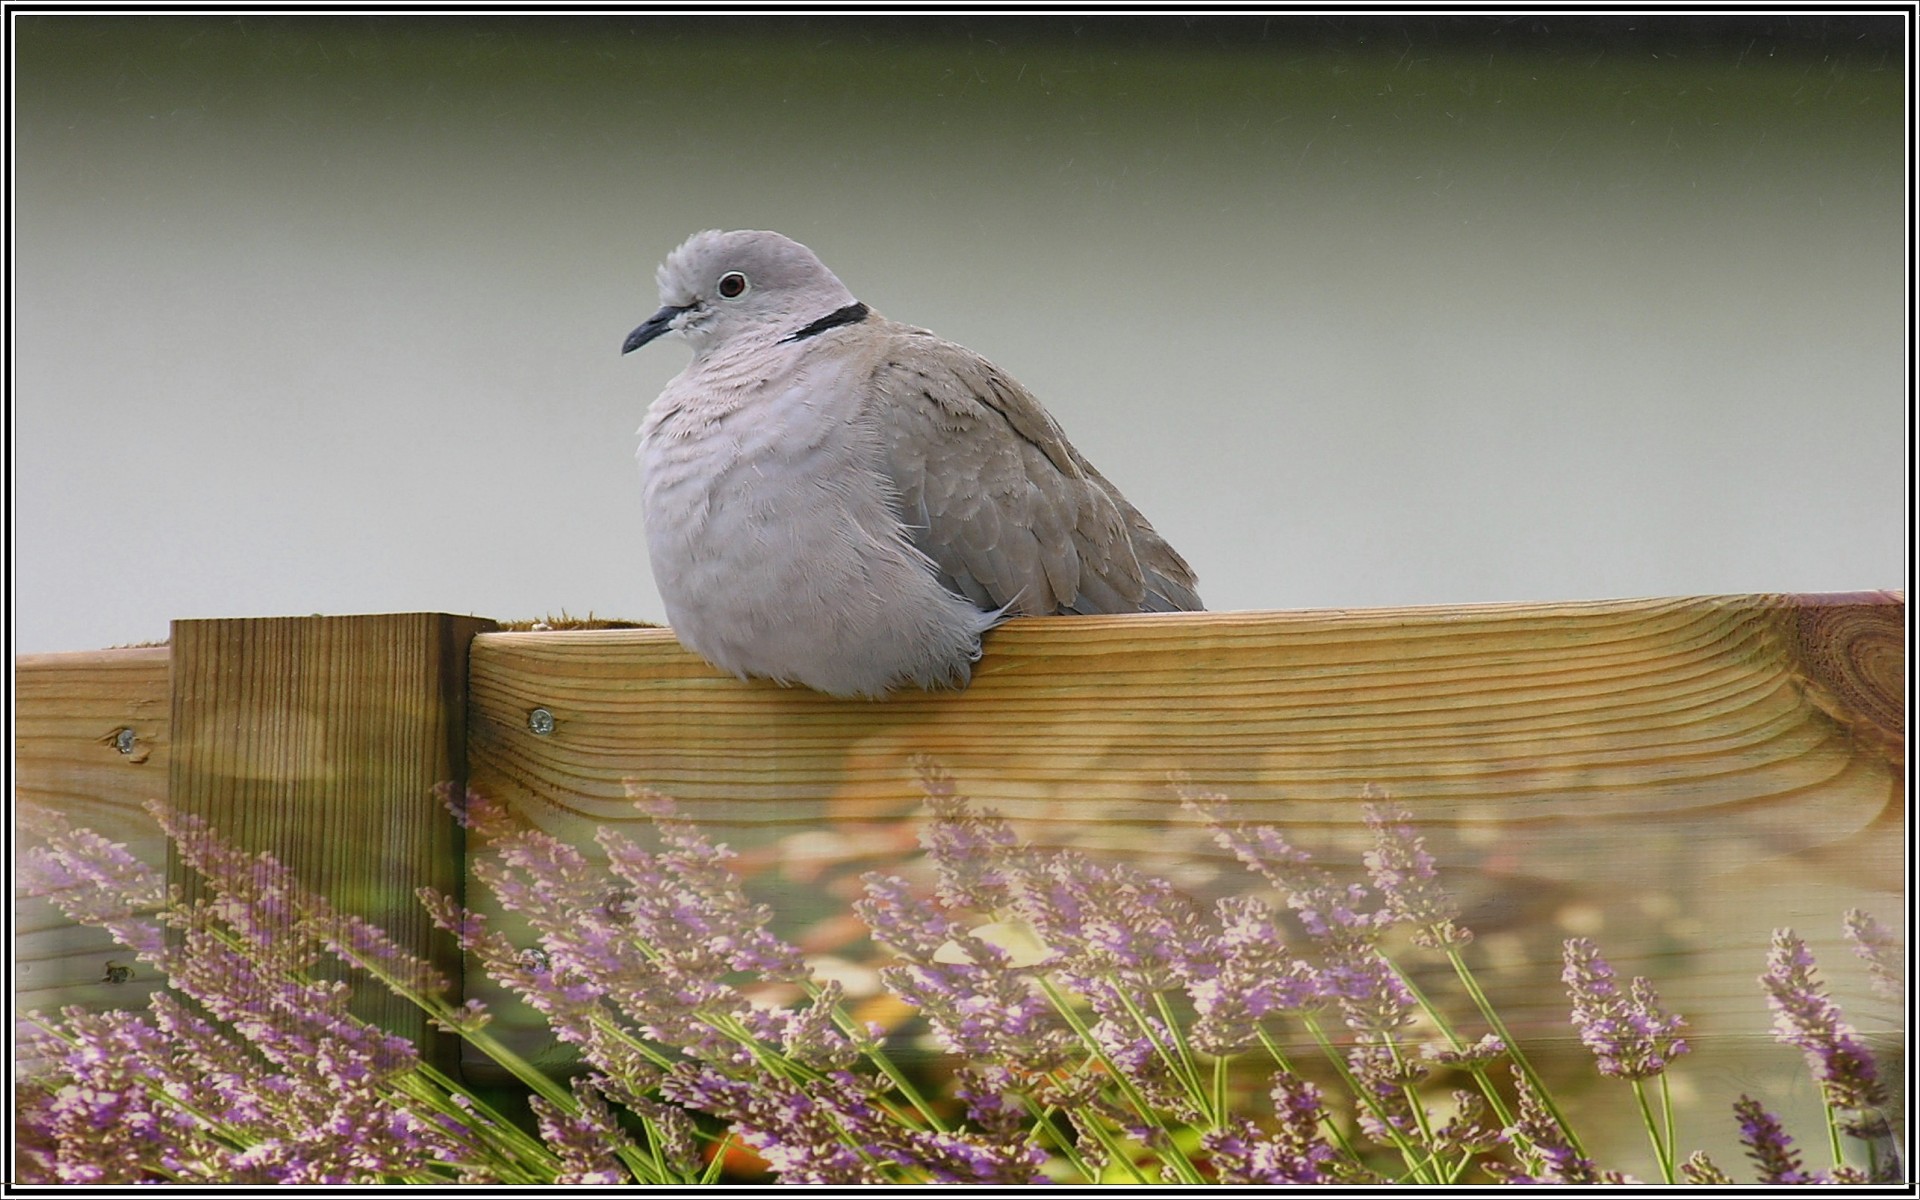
1037, 977, 1207, 1184
1823, 1098, 1847, 1172
1212, 1054, 1228, 1131
1444, 945, 1587, 1159
1116, 986, 1210, 1122
699, 1131, 735, 1184
1080, 1114, 1154, 1184
807, 981, 948, 1133
1254, 1025, 1365, 1168
395, 1064, 566, 1181
1299, 1015, 1440, 1183
1630, 1077, 1674, 1184
1024, 1097, 1096, 1183
1393, 963, 1515, 1129
1382, 1034, 1439, 1152
1660, 1072, 1678, 1182
696, 1012, 906, 1177
350, 936, 715, 1182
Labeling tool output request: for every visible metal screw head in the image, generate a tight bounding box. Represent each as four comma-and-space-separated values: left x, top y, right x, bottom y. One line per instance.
113, 727, 137, 754
527, 707, 556, 736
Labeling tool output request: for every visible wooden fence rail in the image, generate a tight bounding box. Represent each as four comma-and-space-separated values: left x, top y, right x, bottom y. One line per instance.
14, 594, 1906, 1145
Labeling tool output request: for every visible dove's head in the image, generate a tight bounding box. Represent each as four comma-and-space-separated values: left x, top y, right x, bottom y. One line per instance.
623, 230, 859, 359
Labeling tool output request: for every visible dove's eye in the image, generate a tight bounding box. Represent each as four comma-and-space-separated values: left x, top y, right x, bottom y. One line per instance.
717, 272, 749, 299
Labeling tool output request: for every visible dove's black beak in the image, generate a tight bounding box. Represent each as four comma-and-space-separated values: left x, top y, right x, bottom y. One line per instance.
623, 304, 691, 354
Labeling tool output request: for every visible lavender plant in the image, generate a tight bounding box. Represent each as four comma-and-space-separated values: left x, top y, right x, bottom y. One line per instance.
16, 804, 660, 1184
15, 772, 1904, 1185
1560, 936, 1689, 1180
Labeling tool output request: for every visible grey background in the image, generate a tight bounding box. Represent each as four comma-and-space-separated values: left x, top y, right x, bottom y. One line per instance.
11, 16, 1909, 654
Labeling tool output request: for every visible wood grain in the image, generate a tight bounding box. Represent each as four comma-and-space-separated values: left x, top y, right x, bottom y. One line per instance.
15, 647, 174, 1016
1777, 591, 1905, 766
167, 614, 494, 1061
463, 594, 1904, 1078
13, 596, 1902, 1161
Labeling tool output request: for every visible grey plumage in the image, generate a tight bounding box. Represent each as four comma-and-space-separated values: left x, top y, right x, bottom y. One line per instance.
625, 229, 1201, 698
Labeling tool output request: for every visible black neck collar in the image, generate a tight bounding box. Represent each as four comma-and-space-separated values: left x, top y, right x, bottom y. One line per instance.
780, 301, 870, 344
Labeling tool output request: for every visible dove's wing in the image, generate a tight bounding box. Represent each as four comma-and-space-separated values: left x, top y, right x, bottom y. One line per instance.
861, 321, 1202, 617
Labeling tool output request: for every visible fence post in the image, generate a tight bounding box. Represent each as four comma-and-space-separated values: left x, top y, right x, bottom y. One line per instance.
167, 613, 495, 1068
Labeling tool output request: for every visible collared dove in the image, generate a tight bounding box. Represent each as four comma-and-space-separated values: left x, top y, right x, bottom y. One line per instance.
623, 229, 1202, 699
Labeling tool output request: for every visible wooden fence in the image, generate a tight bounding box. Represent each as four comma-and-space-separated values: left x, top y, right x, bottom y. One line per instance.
14, 594, 1906, 1147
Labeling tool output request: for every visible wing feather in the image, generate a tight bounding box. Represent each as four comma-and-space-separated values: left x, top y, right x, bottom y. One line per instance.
860, 320, 1202, 616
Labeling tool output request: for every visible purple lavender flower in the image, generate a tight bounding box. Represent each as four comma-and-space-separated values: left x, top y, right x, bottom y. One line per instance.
1561, 937, 1689, 1079
950, 1063, 1031, 1142
1345, 1041, 1425, 1144
1429, 1088, 1505, 1158
1759, 928, 1887, 1112
21, 802, 513, 1181
1422, 1033, 1507, 1068
20, 800, 703, 1184
433, 781, 836, 1093
1362, 795, 1471, 949
863, 772, 1232, 1118
530, 1079, 638, 1184
612, 782, 811, 983
55, 767, 1911, 1187
1323, 944, 1418, 1041
17, 1007, 189, 1183
735, 981, 862, 1071
158, 800, 453, 999
913, 756, 1028, 912
1182, 895, 1324, 1054
19, 814, 173, 982
1200, 1074, 1349, 1184
857, 873, 1074, 1069
1179, 781, 1419, 1048
1174, 778, 1314, 887
1734, 1095, 1818, 1184
418, 884, 616, 1061
441, 778, 1063, 1183
1842, 908, 1903, 1003
19, 977, 481, 1183
1679, 1150, 1734, 1184
663, 1062, 1044, 1184
1007, 846, 1224, 1120
1494, 1067, 1601, 1183
434, 778, 522, 841
17, 821, 166, 926
1018, 846, 1209, 997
